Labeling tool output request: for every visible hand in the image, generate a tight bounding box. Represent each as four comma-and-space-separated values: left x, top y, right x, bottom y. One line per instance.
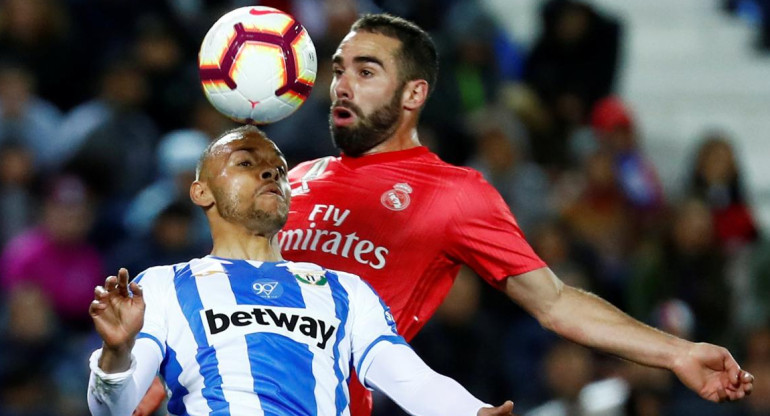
89, 268, 145, 356
672, 342, 754, 402
478, 400, 514, 416
132, 376, 167, 416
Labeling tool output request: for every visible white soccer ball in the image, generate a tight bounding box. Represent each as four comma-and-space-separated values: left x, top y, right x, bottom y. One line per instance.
199, 6, 317, 124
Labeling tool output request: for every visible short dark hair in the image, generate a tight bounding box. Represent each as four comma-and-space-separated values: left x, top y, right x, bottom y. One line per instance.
195, 125, 266, 180
351, 14, 438, 98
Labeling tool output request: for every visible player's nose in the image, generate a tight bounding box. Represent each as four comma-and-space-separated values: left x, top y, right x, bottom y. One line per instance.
260, 167, 279, 180
332, 74, 352, 100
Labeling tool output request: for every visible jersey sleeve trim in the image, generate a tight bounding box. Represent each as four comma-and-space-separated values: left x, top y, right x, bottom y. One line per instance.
356, 334, 409, 386
137, 332, 165, 357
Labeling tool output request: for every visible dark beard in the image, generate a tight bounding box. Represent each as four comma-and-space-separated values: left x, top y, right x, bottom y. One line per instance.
330, 85, 403, 157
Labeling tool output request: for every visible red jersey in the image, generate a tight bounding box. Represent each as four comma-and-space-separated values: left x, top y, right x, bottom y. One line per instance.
280, 146, 545, 342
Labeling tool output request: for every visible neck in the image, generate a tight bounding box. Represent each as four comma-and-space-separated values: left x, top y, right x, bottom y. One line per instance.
362, 116, 421, 155
209, 223, 283, 262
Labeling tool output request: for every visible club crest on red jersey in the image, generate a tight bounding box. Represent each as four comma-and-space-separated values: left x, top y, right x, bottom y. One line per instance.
380, 183, 412, 211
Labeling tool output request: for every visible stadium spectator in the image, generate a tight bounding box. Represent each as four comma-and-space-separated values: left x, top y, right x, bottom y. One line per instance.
0, 0, 87, 110
0, 174, 104, 333
0, 285, 62, 416
0, 61, 63, 172
0, 142, 38, 249
57, 59, 158, 199
466, 106, 552, 236
123, 128, 211, 248
627, 199, 733, 346
688, 132, 759, 252
109, 200, 208, 275
590, 96, 665, 216
522, 0, 622, 167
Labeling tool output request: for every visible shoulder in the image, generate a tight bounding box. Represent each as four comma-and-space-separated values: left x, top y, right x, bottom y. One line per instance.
411, 152, 490, 185
132, 263, 181, 287
289, 156, 338, 180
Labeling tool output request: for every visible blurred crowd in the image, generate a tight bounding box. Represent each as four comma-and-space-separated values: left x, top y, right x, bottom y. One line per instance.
0, 0, 768, 415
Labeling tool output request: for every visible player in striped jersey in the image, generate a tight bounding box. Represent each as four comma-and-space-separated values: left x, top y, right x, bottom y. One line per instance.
86, 126, 514, 416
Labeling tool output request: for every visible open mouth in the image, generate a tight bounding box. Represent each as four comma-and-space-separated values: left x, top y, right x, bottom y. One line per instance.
332, 106, 357, 127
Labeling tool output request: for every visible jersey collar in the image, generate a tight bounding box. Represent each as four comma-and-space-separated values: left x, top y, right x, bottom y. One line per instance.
339, 146, 430, 169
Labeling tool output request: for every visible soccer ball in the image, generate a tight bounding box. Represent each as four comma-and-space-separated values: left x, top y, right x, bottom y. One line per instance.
199, 6, 317, 124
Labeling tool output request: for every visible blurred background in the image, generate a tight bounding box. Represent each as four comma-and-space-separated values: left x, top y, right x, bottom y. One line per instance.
0, 0, 768, 415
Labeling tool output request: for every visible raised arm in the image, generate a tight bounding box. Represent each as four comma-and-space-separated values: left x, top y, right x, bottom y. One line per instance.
505, 267, 754, 402
88, 268, 159, 415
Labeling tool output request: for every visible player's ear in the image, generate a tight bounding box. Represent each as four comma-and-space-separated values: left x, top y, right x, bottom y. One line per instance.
402, 79, 428, 111
190, 180, 214, 208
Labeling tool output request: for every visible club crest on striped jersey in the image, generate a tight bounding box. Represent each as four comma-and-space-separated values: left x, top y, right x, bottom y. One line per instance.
381, 183, 412, 211
252, 280, 284, 299
284, 262, 328, 286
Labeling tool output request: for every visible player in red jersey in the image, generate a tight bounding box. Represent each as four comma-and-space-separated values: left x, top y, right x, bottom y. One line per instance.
279, 13, 755, 416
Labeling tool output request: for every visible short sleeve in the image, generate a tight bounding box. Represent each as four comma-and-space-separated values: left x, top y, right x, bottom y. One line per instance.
345, 275, 409, 384
447, 171, 546, 286
132, 266, 175, 358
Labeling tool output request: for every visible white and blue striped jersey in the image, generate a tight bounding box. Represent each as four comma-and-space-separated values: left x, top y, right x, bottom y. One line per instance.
133, 256, 407, 416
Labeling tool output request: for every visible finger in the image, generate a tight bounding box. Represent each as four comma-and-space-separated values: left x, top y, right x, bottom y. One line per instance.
89, 299, 107, 316
726, 389, 746, 402
117, 268, 130, 297
742, 370, 755, 384
716, 386, 728, 403
104, 276, 118, 292
94, 285, 107, 298
742, 371, 754, 396
128, 282, 144, 300
487, 400, 514, 415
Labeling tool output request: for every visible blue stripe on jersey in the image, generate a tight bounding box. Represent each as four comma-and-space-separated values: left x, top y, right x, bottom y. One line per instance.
161, 345, 190, 416
174, 263, 231, 415
357, 335, 409, 374
324, 271, 350, 416
132, 269, 149, 285
137, 332, 165, 356
223, 261, 317, 416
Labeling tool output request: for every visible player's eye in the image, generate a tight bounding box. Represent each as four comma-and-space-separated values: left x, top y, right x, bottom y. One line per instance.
332, 67, 344, 76
238, 160, 252, 167
360, 69, 373, 77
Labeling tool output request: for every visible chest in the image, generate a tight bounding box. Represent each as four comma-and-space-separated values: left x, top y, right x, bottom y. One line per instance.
287, 165, 452, 235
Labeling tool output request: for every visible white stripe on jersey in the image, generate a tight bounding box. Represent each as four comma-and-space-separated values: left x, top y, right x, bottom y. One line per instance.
193, 259, 265, 415
294, 265, 344, 415
165, 262, 208, 415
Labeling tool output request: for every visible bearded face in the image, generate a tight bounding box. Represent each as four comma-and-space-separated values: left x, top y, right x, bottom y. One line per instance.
330, 82, 404, 157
